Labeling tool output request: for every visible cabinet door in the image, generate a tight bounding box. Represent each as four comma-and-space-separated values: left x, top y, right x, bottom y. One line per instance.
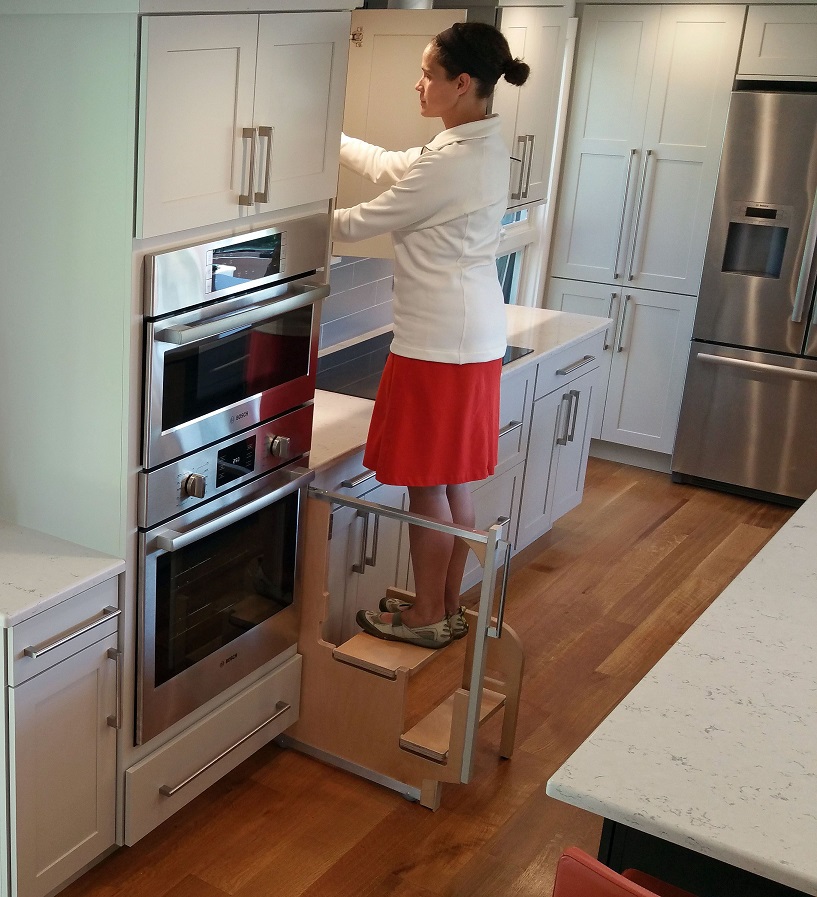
254, 12, 350, 213
334, 8, 466, 259
547, 368, 597, 522
343, 482, 410, 644
624, 5, 744, 295
10, 634, 117, 897
495, 6, 569, 208
739, 5, 817, 79
137, 15, 259, 238
600, 288, 696, 454
550, 6, 660, 284
545, 277, 617, 440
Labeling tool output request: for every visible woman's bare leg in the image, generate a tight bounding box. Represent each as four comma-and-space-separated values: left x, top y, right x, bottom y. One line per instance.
384, 485, 452, 628
443, 483, 475, 615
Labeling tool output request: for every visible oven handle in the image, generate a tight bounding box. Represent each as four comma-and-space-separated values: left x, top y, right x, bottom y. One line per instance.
154, 282, 330, 346
155, 468, 315, 553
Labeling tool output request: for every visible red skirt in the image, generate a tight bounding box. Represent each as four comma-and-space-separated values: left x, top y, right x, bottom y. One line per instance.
363, 353, 502, 487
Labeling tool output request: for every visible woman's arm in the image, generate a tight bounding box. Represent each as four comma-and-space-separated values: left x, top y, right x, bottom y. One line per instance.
340, 133, 423, 186
334, 150, 459, 243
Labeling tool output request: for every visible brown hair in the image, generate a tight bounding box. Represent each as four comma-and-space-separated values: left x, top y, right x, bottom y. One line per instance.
433, 21, 530, 99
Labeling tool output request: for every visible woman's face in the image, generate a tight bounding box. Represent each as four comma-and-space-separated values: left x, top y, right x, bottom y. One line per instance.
415, 44, 464, 119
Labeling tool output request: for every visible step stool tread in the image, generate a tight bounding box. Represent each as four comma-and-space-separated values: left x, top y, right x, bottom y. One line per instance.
332, 633, 438, 678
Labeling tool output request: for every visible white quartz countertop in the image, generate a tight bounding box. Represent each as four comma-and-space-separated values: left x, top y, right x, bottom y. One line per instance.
0, 521, 124, 627
311, 306, 607, 471
546, 490, 817, 895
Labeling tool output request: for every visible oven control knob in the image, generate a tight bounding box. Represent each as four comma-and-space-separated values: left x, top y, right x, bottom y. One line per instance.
182, 473, 206, 499
268, 435, 292, 459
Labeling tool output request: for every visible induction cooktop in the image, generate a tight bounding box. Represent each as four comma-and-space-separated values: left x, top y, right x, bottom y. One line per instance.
316, 332, 533, 401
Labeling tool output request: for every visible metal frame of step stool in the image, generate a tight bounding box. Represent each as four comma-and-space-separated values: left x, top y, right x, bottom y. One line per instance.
282, 487, 525, 809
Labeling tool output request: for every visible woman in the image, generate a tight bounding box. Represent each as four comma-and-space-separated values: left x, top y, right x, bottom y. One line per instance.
333, 22, 530, 649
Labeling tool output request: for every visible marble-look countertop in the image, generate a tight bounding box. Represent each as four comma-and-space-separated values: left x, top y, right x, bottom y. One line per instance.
0, 521, 125, 627
547, 490, 817, 895
310, 306, 607, 471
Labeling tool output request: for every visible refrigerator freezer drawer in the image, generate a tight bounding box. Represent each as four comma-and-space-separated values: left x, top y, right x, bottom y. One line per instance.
672, 342, 817, 501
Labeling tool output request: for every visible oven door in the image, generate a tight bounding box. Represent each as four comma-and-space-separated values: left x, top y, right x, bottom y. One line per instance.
144, 279, 328, 469
137, 463, 314, 745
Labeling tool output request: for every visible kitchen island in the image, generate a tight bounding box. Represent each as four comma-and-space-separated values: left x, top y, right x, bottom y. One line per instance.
546, 488, 817, 897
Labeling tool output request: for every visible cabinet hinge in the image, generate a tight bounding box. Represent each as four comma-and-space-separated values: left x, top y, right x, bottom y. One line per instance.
351, 26, 364, 48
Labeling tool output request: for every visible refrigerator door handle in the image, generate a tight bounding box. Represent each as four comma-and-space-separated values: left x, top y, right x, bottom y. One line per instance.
699, 353, 817, 383
792, 186, 817, 324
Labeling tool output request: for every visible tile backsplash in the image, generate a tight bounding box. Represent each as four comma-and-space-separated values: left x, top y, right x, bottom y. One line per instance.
320, 256, 394, 350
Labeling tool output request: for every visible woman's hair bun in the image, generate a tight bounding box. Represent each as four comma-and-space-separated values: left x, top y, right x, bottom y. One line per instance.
504, 57, 531, 87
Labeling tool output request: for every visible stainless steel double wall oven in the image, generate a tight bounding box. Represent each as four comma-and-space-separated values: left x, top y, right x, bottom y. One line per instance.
137, 213, 329, 744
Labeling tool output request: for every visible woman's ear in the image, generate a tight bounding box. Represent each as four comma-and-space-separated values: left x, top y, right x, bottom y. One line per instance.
456, 72, 472, 95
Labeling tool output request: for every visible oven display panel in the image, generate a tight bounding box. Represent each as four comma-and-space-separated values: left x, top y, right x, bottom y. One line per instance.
216, 436, 256, 488
207, 232, 284, 293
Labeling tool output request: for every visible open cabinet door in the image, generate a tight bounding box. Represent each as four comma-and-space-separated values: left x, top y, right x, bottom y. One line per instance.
334, 7, 466, 259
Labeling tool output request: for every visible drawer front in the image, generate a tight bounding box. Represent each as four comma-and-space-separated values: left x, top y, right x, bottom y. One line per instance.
10, 577, 120, 685
124, 654, 301, 846
534, 332, 605, 401
497, 368, 530, 471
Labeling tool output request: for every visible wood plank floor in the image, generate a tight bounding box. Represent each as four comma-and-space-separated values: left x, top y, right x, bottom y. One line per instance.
64, 459, 794, 897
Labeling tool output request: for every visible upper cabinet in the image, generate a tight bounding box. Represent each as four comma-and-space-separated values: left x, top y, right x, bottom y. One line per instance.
334, 8, 466, 259
136, 11, 350, 239
549, 4, 744, 296
739, 5, 817, 80
492, 6, 570, 210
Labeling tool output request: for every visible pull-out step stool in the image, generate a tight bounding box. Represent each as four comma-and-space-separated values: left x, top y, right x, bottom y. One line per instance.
285, 490, 524, 809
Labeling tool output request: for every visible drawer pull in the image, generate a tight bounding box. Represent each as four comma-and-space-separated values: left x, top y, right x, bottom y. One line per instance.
23, 605, 121, 659
498, 419, 523, 437
159, 701, 291, 798
556, 355, 595, 376
340, 469, 377, 489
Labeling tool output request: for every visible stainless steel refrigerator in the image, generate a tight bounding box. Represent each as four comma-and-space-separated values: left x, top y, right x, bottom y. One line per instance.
672, 89, 817, 504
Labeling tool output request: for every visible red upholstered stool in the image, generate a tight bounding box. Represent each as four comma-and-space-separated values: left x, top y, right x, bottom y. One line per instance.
553, 847, 699, 897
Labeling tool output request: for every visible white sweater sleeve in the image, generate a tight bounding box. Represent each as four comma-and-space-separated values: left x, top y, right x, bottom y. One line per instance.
339, 133, 423, 186
333, 150, 459, 243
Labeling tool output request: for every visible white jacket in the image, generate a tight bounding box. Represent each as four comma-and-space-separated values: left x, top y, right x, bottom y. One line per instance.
333, 116, 510, 364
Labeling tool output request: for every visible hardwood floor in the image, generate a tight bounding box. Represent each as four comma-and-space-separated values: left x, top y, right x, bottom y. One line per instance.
64, 459, 793, 897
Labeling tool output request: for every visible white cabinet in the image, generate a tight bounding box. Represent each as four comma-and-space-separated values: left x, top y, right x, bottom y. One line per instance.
548, 278, 696, 454
739, 6, 817, 80
325, 472, 410, 645
493, 6, 570, 209
137, 11, 350, 238
516, 342, 601, 550
7, 578, 120, 897
334, 8, 466, 259
550, 4, 744, 296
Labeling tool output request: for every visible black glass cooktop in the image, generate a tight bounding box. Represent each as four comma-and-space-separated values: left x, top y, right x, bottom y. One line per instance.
315, 332, 533, 401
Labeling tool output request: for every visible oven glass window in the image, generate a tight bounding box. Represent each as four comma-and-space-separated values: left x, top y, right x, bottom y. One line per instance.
161, 305, 312, 432
153, 492, 298, 687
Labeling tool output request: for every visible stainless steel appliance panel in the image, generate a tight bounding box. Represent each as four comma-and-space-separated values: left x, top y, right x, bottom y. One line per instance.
673, 342, 817, 501
693, 91, 817, 354
143, 278, 326, 470
145, 214, 330, 318
137, 463, 313, 744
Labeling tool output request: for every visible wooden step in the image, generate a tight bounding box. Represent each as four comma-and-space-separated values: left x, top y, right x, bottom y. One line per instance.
399, 688, 506, 763
332, 633, 439, 679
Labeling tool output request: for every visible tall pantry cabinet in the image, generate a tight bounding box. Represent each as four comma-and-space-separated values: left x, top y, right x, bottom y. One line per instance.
546, 5, 744, 458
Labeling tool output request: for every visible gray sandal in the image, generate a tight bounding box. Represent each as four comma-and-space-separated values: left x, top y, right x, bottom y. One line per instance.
379, 596, 469, 640
356, 609, 452, 649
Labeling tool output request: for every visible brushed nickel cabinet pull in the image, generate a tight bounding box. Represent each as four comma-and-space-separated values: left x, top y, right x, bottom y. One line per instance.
616, 295, 631, 352
107, 648, 123, 730
567, 389, 581, 442
24, 606, 121, 659
352, 510, 370, 574
366, 514, 380, 569
556, 355, 595, 376
522, 134, 535, 199
604, 293, 619, 350
340, 469, 376, 489
498, 419, 523, 437
613, 149, 637, 279
239, 127, 256, 206
255, 126, 273, 204
511, 134, 528, 200
556, 393, 572, 446
159, 702, 291, 797
627, 149, 653, 281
